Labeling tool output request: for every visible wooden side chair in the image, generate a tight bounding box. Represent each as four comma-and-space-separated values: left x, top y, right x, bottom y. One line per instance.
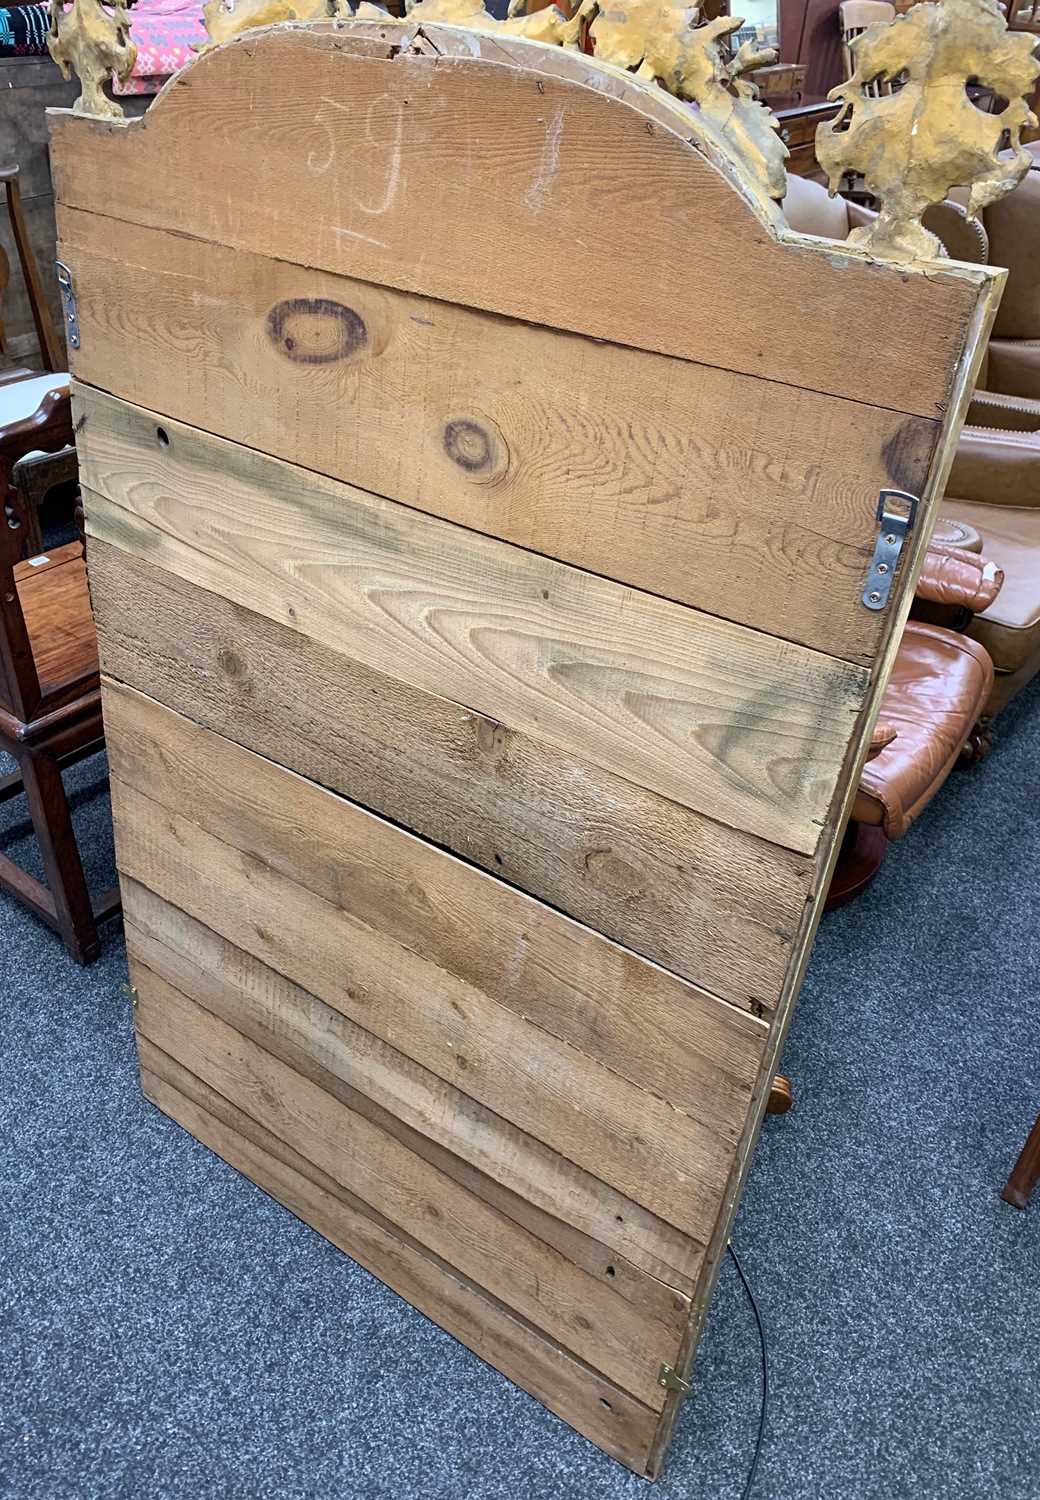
1, 163, 65, 382
839, 0, 897, 95
0, 390, 119, 963
0, 165, 118, 963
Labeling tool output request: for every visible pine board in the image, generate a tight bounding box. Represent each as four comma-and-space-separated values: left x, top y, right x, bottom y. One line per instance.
49, 24, 981, 417
125, 877, 704, 1296
77, 388, 869, 857
107, 721, 761, 1240
88, 538, 811, 1014
139, 1039, 662, 1471
57, 206, 938, 664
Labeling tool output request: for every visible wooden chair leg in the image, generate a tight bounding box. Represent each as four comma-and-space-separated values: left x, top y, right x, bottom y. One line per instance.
1002, 1112, 1040, 1210
19, 748, 101, 965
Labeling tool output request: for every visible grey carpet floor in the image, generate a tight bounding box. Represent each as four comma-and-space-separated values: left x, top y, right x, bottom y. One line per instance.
2, 677, 1039, 1500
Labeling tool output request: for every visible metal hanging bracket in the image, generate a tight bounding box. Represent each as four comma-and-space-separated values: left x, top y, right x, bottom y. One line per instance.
658, 1362, 691, 1396
861, 489, 919, 611
55, 261, 80, 350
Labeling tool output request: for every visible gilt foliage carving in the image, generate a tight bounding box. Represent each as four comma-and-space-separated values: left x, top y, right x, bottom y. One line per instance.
197, 0, 339, 52
567, 0, 786, 197
48, 0, 137, 119
817, 0, 1040, 260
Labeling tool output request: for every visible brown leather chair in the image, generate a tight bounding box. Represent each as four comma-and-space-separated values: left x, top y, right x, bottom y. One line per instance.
829, 542, 1002, 905
782, 173, 989, 262
785, 168, 1040, 717
970, 148, 1040, 400
944, 393, 1040, 714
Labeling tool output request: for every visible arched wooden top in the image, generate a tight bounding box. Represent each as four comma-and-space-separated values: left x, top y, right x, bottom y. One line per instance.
48, 19, 998, 416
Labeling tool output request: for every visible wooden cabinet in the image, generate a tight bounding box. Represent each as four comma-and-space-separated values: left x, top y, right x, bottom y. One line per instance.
776, 96, 841, 178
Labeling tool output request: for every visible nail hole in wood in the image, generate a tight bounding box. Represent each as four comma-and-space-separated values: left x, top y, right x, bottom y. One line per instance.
156, 426, 170, 448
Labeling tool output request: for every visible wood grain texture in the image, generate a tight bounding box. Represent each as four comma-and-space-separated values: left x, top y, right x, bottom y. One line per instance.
57, 208, 939, 664
46, 16, 1005, 1479
134, 963, 680, 1408
48, 24, 989, 418
88, 539, 811, 1013
77, 391, 869, 856
125, 877, 703, 1296
106, 678, 765, 1127
139, 1044, 661, 1473
109, 756, 749, 1241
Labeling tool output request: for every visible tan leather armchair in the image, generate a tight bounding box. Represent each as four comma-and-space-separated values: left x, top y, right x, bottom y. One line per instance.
829, 542, 1002, 905
785, 166, 1040, 715
945, 392, 1040, 712
971, 152, 1040, 400
781, 173, 989, 261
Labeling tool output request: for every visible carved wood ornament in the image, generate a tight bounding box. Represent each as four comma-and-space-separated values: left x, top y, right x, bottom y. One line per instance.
197, 0, 338, 52
565, 0, 788, 198
817, 0, 1040, 260
48, 0, 137, 118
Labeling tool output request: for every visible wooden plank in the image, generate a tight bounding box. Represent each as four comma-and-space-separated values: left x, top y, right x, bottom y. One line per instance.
57, 208, 939, 665
134, 963, 679, 1410
125, 877, 703, 1296
48, 25, 986, 418
78, 391, 870, 856
140, 1045, 660, 1474
110, 770, 742, 1242
106, 678, 766, 1130
89, 539, 811, 1013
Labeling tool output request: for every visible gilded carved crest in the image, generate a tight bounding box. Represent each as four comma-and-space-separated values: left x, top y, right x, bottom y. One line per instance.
197, 0, 340, 51
47, 0, 137, 119
567, 0, 787, 199
355, 0, 578, 41
817, 0, 1040, 260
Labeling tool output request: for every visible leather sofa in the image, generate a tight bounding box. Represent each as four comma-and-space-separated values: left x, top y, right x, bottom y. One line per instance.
943, 151, 1040, 713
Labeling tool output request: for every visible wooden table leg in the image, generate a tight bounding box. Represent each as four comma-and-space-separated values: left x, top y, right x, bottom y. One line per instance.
1002, 1112, 1040, 1210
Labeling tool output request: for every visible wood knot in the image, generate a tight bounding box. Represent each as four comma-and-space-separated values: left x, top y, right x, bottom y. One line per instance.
267, 298, 367, 364
443, 418, 494, 473
442, 415, 509, 484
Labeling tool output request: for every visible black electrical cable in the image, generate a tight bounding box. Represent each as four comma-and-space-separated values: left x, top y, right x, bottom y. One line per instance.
727, 1243, 769, 1500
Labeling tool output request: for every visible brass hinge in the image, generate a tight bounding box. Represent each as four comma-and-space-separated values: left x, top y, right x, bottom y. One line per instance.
120, 981, 138, 1010
658, 1363, 691, 1397
54, 260, 80, 350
